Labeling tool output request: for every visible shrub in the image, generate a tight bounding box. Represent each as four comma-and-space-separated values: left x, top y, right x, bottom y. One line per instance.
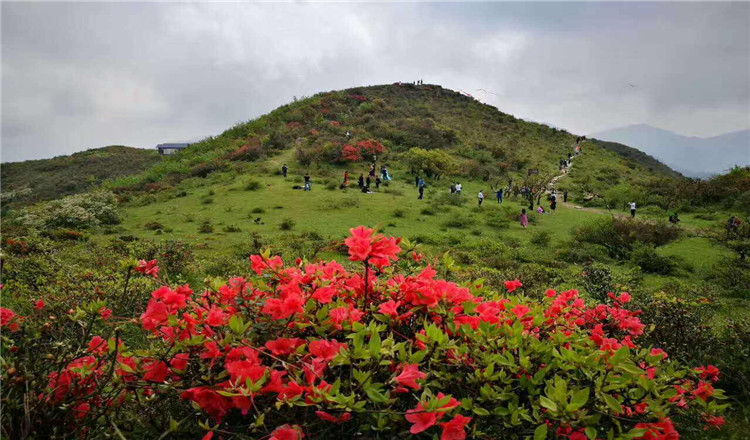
244, 179, 262, 191
630, 244, 675, 275
200, 197, 214, 205
443, 215, 472, 229
227, 142, 264, 162
223, 225, 242, 233
0, 227, 727, 439
393, 209, 406, 218
190, 161, 223, 178
144, 221, 164, 231
530, 231, 551, 247
251, 207, 265, 214
15, 191, 120, 230
198, 219, 214, 233
279, 218, 296, 230
573, 217, 681, 259
41, 228, 89, 241
420, 207, 436, 216
580, 262, 614, 301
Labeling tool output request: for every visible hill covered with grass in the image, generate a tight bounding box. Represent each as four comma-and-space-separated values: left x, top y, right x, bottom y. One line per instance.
1, 145, 161, 210
106, 83, 676, 196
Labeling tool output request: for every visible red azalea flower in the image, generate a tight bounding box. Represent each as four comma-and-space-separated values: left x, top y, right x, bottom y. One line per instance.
308, 339, 347, 361
703, 414, 725, 430
99, 307, 112, 320
504, 279, 523, 292
378, 300, 401, 318
87, 336, 107, 355
265, 338, 305, 356
0, 308, 21, 332
439, 414, 472, 440
270, 425, 304, 440
33, 299, 45, 310
136, 259, 159, 277
696, 365, 720, 382
634, 418, 679, 440
142, 359, 169, 383
394, 363, 427, 390
405, 403, 438, 434
511, 304, 530, 319
315, 411, 351, 424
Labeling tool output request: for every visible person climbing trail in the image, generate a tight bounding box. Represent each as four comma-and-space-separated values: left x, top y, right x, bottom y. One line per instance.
563, 190, 568, 203
629, 201, 636, 218
282, 164, 288, 178
344, 171, 349, 184
418, 178, 426, 200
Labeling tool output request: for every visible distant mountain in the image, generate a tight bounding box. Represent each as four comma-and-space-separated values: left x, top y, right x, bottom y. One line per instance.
1, 145, 161, 209
591, 124, 749, 177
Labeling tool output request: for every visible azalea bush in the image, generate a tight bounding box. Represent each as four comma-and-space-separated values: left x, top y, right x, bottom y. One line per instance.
0, 227, 728, 439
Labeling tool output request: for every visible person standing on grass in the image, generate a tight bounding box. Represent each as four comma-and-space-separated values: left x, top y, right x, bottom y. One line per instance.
496, 188, 503, 204
304, 172, 311, 191
550, 199, 557, 214
282, 164, 288, 178
478, 190, 485, 207
563, 190, 568, 203
519, 208, 529, 228
358, 174, 365, 189
629, 201, 636, 218
366, 176, 371, 188
418, 179, 426, 200
375, 176, 381, 189
455, 182, 462, 195
344, 170, 349, 184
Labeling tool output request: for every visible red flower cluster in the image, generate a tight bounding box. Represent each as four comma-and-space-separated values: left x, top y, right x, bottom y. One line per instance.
340, 144, 362, 162
344, 226, 401, 268
135, 259, 159, 277
0, 307, 22, 332
349, 94, 367, 101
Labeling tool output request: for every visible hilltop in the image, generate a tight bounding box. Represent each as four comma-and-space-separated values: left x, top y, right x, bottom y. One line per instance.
1, 145, 161, 210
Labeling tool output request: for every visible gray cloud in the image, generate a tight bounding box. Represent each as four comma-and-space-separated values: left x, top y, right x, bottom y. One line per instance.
2, 1, 748, 162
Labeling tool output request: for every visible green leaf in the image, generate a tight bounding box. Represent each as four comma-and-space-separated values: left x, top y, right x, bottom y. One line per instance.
602, 394, 622, 413
534, 423, 548, 440
364, 386, 388, 404
539, 396, 558, 412
472, 407, 490, 416
368, 332, 382, 356
585, 426, 597, 440
569, 388, 590, 410
228, 315, 244, 334
611, 346, 629, 364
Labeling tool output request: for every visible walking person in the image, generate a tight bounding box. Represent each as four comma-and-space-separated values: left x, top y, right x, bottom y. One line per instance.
519, 209, 529, 228
304, 172, 311, 191
478, 190, 485, 207
629, 201, 637, 218
563, 190, 568, 203
366, 176, 371, 188
358, 174, 365, 189
455, 182, 462, 195
496, 188, 503, 204
418, 179, 425, 200
550, 199, 557, 214
282, 163, 288, 178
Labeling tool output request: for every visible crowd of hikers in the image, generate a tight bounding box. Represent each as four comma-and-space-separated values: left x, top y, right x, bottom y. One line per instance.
277, 136, 743, 230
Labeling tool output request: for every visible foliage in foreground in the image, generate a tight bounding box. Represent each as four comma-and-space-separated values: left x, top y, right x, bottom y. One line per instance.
1, 227, 728, 439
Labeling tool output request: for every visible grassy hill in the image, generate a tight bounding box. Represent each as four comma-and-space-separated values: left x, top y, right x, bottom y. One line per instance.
1, 145, 161, 210
106, 84, 676, 196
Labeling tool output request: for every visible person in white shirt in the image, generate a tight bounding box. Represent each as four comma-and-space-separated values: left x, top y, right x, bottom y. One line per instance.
455, 183, 462, 195
478, 190, 485, 207
629, 202, 636, 218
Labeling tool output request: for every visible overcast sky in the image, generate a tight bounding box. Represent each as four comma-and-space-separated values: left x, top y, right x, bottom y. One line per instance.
2, 1, 748, 162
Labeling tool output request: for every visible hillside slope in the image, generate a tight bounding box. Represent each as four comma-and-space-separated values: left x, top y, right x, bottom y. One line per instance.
108, 84, 677, 196
1, 145, 161, 209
